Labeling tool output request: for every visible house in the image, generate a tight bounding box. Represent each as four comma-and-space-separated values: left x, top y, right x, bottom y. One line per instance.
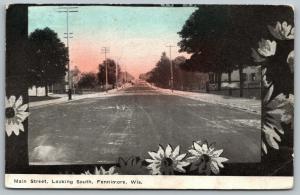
174, 70, 209, 91
209, 66, 261, 89
208, 65, 261, 99
28, 76, 67, 96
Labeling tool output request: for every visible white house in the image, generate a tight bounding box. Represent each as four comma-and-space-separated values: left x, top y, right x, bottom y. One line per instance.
209, 66, 261, 89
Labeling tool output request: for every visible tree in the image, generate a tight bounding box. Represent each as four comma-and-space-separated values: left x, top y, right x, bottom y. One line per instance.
172, 56, 186, 90
147, 52, 171, 88
178, 6, 235, 92
178, 6, 293, 96
228, 6, 294, 97
77, 72, 98, 89
97, 58, 121, 88
27, 27, 68, 96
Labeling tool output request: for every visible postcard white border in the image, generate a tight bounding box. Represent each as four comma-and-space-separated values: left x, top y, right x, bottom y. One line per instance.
3, 1, 297, 192
5, 174, 293, 189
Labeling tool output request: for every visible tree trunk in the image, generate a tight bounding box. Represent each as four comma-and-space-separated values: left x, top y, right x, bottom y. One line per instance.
239, 65, 244, 97
228, 71, 232, 96
206, 81, 210, 93
217, 72, 222, 91
45, 83, 48, 97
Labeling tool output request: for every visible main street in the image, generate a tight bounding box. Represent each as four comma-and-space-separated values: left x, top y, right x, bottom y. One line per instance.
28, 81, 261, 165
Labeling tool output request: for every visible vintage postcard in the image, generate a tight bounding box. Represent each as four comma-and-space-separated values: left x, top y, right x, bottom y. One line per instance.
5, 4, 294, 189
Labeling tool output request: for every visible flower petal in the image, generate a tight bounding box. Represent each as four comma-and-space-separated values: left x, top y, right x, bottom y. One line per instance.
147, 163, 160, 174
8, 96, 16, 107
19, 123, 25, 132
263, 124, 281, 149
262, 141, 268, 154
12, 123, 20, 135
216, 157, 229, 163
213, 157, 228, 168
171, 145, 180, 158
5, 123, 13, 137
264, 84, 274, 104
193, 142, 203, 154
16, 112, 29, 122
15, 96, 23, 108
175, 153, 186, 161
100, 166, 106, 174
188, 149, 200, 156
186, 156, 198, 162
108, 166, 116, 175
118, 157, 126, 167
178, 161, 190, 167
157, 145, 165, 159
202, 143, 208, 153
18, 104, 28, 112
82, 170, 91, 175
148, 151, 160, 160
212, 149, 223, 157
251, 48, 266, 62
287, 50, 294, 73
210, 161, 220, 174
165, 144, 172, 158
174, 165, 186, 173
150, 169, 160, 175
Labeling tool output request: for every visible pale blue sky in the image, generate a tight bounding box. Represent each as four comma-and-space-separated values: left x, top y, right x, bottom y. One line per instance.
29, 6, 197, 77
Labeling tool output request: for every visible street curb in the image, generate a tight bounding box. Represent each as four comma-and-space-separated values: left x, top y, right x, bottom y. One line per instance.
28, 86, 133, 109
166, 92, 261, 115
148, 84, 261, 115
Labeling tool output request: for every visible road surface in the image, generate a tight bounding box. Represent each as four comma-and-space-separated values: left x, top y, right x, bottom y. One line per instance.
28, 81, 261, 164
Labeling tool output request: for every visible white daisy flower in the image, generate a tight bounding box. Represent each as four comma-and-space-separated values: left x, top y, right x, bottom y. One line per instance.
82, 166, 118, 175
257, 39, 277, 57
263, 93, 294, 154
187, 141, 228, 175
287, 50, 294, 73
5, 95, 29, 137
268, 21, 295, 40
145, 144, 190, 175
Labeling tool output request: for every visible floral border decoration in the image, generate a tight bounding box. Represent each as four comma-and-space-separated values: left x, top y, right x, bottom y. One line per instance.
5, 19, 294, 176
5, 95, 29, 137
80, 142, 228, 175
252, 21, 294, 155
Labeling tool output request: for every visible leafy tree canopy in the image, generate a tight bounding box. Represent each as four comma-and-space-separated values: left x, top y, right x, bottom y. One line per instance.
27, 27, 68, 89
178, 5, 294, 72
97, 58, 121, 86
77, 72, 98, 89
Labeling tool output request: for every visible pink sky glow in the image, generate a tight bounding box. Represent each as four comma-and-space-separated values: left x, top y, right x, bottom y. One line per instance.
29, 6, 197, 78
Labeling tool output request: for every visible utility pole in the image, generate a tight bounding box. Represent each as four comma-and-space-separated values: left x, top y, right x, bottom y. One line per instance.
57, 6, 78, 100
115, 58, 121, 90
101, 47, 110, 92
166, 45, 175, 92
125, 64, 127, 83
116, 62, 118, 89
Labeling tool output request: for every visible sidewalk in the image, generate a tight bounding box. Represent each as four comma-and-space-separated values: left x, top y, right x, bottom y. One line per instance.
29, 88, 121, 109
149, 84, 261, 115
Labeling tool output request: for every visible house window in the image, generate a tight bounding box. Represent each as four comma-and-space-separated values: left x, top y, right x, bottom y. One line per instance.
242, 73, 247, 81
251, 73, 256, 81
